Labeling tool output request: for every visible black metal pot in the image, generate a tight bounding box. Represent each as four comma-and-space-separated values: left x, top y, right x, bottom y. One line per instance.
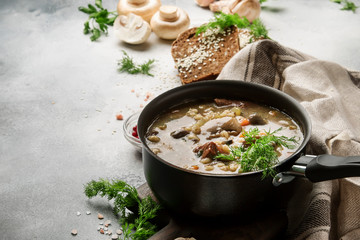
137, 80, 360, 218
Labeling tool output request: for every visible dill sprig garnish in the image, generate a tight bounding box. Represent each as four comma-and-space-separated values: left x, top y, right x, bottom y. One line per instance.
84, 178, 161, 240
78, 0, 118, 41
118, 51, 155, 77
196, 12, 270, 39
216, 127, 298, 179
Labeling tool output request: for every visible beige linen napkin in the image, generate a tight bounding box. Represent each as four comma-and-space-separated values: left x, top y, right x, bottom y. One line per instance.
217, 39, 360, 240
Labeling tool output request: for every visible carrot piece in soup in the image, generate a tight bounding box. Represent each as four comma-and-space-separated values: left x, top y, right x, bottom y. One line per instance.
240, 118, 250, 126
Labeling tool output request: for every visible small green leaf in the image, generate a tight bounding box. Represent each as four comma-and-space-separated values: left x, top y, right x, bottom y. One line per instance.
98, 23, 108, 33
331, 0, 358, 12
97, 9, 109, 18
78, 6, 94, 14
106, 16, 117, 25
87, 4, 97, 12
95, 0, 103, 9
83, 21, 90, 34
96, 16, 109, 24
341, 1, 358, 12
90, 28, 101, 41
89, 12, 99, 18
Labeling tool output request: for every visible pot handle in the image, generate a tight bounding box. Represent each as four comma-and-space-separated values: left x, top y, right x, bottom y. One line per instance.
273, 154, 360, 186
304, 154, 360, 182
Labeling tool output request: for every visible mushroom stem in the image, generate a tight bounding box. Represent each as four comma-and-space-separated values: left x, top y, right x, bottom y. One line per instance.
117, 0, 161, 23
159, 6, 180, 22
150, 5, 190, 40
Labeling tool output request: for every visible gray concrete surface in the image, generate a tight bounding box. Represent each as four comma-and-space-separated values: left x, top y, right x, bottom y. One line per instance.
0, 0, 359, 239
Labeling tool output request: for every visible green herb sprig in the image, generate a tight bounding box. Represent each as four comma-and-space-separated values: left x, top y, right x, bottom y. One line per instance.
78, 0, 118, 41
196, 12, 269, 40
84, 178, 161, 240
331, 0, 358, 12
118, 51, 155, 77
216, 127, 298, 179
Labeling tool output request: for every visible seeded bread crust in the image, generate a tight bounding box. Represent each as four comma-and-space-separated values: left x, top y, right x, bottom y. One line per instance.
171, 26, 240, 85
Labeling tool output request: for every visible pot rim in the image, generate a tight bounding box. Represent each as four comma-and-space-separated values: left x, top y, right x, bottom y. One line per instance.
138, 80, 312, 178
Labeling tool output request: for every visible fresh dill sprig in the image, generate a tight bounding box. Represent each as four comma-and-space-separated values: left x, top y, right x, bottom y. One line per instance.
118, 51, 155, 77
84, 178, 161, 240
216, 127, 298, 179
196, 12, 250, 34
248, 18, 269, 40
196, 12, 270, 39
78, 0, 118, 41
331, 0, 358, 12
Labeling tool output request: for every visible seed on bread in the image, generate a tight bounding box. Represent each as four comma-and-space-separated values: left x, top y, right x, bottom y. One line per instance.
171, 26, 240, 84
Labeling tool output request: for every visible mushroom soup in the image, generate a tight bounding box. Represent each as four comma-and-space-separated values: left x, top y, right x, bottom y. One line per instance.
145, 98, 303, 175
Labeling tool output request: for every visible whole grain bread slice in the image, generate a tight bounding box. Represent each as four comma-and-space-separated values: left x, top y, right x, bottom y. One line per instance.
171, 26, 240, 84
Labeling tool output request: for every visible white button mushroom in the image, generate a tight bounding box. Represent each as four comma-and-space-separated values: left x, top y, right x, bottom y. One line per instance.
228, 0, 261, 22
195, 0, 215, 8
209, 0, 230, 12
117, 0, 161, 23
113, 13, 151, 44
209, 0, 261, 23
150, 5, 190, 40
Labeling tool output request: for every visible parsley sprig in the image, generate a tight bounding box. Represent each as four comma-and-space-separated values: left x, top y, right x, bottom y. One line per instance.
78, 0, 118, 41
84, 178, 161, 240
216, 127, 298, 179
331, 0, 358, 12
196, 12, 269, 40
118, 51, 155, 77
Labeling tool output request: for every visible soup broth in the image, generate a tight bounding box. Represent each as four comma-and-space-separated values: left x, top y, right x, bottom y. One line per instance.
145, 99, 303, 175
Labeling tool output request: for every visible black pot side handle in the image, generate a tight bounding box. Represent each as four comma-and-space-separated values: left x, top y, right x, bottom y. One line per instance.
273, 155, 360, 186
